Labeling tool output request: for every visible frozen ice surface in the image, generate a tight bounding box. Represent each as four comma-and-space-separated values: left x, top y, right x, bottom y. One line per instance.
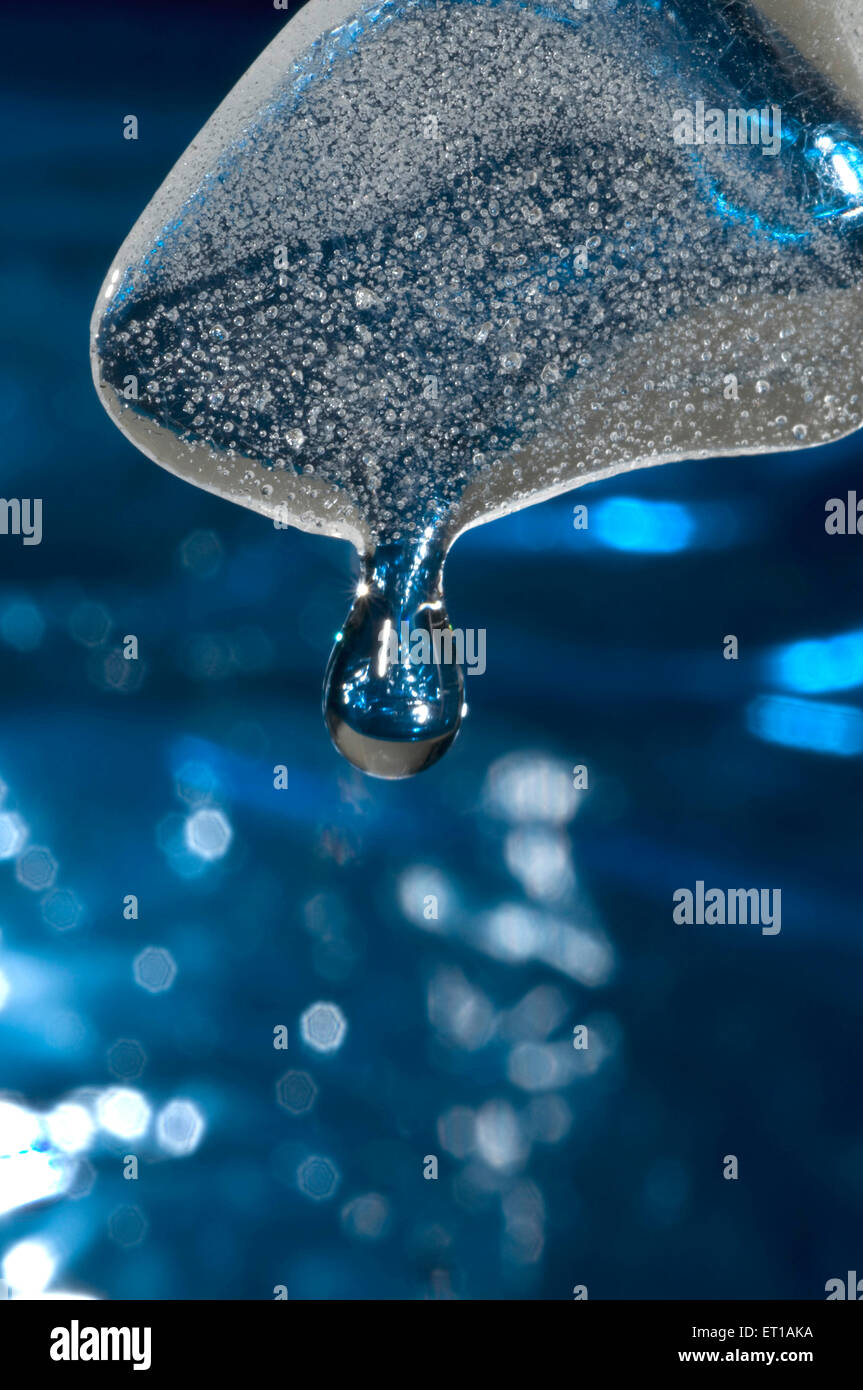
92, 0, 863, 555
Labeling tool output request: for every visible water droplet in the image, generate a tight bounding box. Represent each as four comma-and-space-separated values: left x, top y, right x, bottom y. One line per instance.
323, 542, 464, 778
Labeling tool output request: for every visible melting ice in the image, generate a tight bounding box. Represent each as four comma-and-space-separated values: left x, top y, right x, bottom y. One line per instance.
91, 0, 863, 774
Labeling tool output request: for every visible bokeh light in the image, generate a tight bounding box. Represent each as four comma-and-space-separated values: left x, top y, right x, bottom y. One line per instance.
133, 948, 178, 994
747, 694, 863, 756
276, 1070, 317, 1115
3, 1240, 55, 1295
156, 1099, 205, 1156
96, 1088, 151, 1140
297, 1155, 340, 1201
184, 808, 233, 861
45, 1102, 94, 1154
300, 1002, 347, 1054
0, 812, 28, 860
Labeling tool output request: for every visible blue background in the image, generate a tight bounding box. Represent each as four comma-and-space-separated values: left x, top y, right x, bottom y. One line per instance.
0, 0, 861, 1300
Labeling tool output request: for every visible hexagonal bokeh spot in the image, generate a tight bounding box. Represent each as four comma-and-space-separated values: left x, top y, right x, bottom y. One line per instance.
107, 1039, 147, 1081
65, 1158, 97, 1201
15, 846, 58, 892
184, 807, 233, 861
156, 1100, 205, 1156
300, 1001, 348, 1054
41, 888, 84, 932
178, 528, 223, 578
68, 600, 112, 648
133, 947, 177, 994
1, 601, 45, 652
108, 1205, 148, 1248
276, 1070, 318, 1116
297, 1155, 340, 1202
174, 759, 220, 807
97, 1087, 151, 1140
95, 647, 145, 694
341, 1192, 391, 1242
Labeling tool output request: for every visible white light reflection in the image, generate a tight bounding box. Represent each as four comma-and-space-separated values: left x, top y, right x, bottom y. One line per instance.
184, 807, 233, 861
484, 752, 580, 825
377, 619, 392, 677
427, 968, 494, 1052
45, 1103, 94, 1155
0, 811, 28, 860
3, 1240, 55, 1295
475, 1100, 530, 1173
300, 1001, 348, 1054
397, 865, 455, 931
504, 825, 575, 901
156, 1099, 205, 1156
97, 1088, 151, 1140
481, 904, 540, 962
481, 905, 615, 985
507, 1034, 610, 1091
103, 266, 120, 300
0, 1149, 68, 1217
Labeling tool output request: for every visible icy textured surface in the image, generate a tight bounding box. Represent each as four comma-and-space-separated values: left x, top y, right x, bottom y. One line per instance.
92, 0, 863, 554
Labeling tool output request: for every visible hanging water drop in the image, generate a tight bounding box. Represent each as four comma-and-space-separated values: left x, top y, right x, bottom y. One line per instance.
323, 542, 464, 778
